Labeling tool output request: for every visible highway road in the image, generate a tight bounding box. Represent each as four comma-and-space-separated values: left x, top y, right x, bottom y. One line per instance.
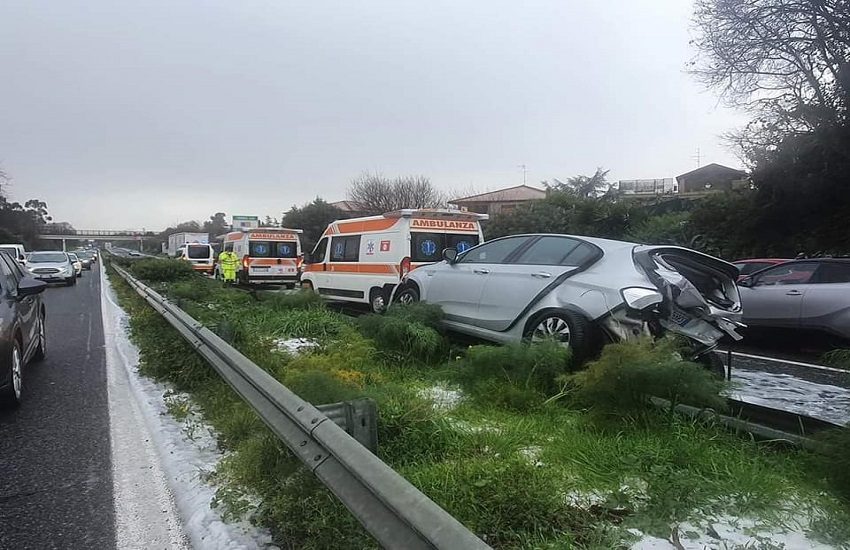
0, 266, 115, 549
0, 264, 187, 550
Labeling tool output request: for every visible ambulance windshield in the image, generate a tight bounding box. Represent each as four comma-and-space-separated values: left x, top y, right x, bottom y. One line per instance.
410, 233, 479, 263
249, 241, 298, 258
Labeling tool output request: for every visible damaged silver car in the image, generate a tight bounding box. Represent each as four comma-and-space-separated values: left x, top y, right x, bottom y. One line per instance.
394, 234, 743, 371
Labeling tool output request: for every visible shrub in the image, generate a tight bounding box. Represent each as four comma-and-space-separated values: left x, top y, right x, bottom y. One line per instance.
358, 303, 446, 362
259, 289, 325, 310
812, 427, 850, 503
567, 339, 727, 415
452, 342, 572, 409
131, 258, 196, 282
821, 349, 850, 370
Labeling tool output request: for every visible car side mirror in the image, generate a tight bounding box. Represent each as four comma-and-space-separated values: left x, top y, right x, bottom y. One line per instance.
18, 277, 47, 298
738, 277, 754, 288
442, 248, 458, 264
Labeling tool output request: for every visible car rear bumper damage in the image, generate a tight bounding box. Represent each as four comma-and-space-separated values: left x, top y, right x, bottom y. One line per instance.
625, 246, 745, 346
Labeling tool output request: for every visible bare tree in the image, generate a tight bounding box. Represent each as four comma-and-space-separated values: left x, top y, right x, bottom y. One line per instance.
347, 172, 447, 214
691, 0, 850, 144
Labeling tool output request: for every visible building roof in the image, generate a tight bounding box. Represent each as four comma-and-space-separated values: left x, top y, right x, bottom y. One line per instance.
450, 185, 547, 204
676, 163, 747, 181
328, 200, 366, 212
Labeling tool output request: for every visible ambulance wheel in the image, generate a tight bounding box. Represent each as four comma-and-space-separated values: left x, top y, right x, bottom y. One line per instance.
369, 288, 388, 314
301, 280, 314, 292
395, 285, 419, 305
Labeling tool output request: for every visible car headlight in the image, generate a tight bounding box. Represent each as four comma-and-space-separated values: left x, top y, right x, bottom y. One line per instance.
621, 287, 663, 310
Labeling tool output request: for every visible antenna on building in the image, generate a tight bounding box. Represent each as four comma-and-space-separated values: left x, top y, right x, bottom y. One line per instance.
691, 147, 702, 168
518, 164, 527, 186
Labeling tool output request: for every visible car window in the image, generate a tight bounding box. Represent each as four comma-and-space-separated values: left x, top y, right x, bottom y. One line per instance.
737, 262, 772, 275
0, 256, 15, 294
312, 237, 329, 263
512, 236, 586, 266
753, 262, 817, 286
0, 253, 21, 284
813, 262, 850, 284
458, 236, 530, 264
0, 253, 25, 283
330, 235, 361, 262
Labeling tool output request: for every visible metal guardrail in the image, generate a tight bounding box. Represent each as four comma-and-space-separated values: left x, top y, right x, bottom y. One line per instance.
111, 264, 490, 550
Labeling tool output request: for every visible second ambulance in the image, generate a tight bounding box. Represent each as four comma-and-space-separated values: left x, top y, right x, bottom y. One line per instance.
301, 209, 487, 312
220, 228, 303, 287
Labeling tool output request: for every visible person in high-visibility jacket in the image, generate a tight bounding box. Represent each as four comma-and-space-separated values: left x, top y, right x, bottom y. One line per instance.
218, 250, 239, 283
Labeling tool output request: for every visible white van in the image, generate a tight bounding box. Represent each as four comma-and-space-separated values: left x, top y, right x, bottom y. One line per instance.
176, 242, 216, 275
301, 209, 487, 312
0, 244, 28, 266
221, 228, 303, 286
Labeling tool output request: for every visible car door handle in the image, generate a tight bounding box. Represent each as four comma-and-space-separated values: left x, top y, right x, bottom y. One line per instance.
472, 268, 490, 275
785, 290, 803, 296
531, 272, 552, 279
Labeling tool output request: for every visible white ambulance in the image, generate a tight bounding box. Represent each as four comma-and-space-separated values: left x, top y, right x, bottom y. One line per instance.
301, 209, 487, 312
220, 228, 304, 287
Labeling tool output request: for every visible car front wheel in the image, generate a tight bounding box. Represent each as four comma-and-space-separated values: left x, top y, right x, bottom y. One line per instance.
33, 312, 46, 362
0, 341, 24, 407
394, 285, 419, 305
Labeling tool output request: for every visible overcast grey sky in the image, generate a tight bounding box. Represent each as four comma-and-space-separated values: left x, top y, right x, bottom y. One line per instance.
0, 0, 746, 230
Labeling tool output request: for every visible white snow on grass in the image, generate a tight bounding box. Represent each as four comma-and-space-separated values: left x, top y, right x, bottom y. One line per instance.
101, 267, 277, 550
731, 369, 850, 426
630, 512, 837, 550
272, 337, 317, 355
418, 384, 464, 411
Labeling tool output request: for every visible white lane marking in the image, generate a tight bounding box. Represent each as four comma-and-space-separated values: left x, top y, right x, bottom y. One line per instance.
100, 264, 191, 549
719, 350, 849, 374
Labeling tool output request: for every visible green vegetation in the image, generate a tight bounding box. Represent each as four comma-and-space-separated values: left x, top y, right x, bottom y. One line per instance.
129, 257, 196, 282
107, 261, 850, 549
822, 349, 850, 371
567, 340, 727, 415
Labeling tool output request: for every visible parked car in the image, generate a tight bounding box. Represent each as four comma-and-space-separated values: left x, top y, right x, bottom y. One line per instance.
738, 259, 850, 340
67, 253, 83, 277
0, 244, 28, 267
732, 258, 790, 282
26, 251, 77, 286
395, 233, 743, 369
0, 252, 47, 407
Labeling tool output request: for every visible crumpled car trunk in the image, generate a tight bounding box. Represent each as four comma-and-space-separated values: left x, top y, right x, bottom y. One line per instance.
634, 246, 744, 346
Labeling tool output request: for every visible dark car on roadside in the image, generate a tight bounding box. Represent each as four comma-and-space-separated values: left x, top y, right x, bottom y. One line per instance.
0, 251, 48, 407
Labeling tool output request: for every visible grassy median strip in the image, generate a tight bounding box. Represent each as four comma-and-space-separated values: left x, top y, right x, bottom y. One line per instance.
107, 258, 850, 549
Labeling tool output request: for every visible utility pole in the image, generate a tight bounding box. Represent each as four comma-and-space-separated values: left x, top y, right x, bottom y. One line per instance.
518, 164, 527, 186
692, 147, 702, 168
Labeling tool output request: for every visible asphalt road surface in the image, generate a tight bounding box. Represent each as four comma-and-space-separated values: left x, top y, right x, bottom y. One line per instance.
0, 266, 115, 549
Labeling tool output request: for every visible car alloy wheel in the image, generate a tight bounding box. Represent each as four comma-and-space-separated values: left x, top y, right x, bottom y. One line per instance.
396, 286, 419, 305
531, 316, 571, 345
33, 315, 46, 362
370, 289, 387, 313
11, 345, 22, 402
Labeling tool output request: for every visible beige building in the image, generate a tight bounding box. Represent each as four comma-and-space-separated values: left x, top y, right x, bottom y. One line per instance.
448, 185, 547, 216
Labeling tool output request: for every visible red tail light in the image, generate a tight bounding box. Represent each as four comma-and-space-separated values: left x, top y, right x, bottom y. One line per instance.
399, 256, 412, 278
296, 255, 303, 270
242, 255, 250, 269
